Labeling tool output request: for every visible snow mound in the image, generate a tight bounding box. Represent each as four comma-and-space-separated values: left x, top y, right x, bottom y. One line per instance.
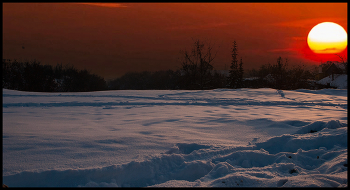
317, 74, 347, 89
294, 120, 345, 134
255, 121, 347, 154
165, 143, 211, 154
3, 121, 347, 187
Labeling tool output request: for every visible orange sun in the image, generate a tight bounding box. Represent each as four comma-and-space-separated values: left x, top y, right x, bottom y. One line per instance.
307, 22, 347, 54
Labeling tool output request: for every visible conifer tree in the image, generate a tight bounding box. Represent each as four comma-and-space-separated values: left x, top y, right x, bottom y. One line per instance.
228, 41, 239, 88
237, 57, 244, 88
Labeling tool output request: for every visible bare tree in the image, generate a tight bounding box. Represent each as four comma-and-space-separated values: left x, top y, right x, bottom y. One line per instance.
335, 54, 347, 74
180, 39, 216, 89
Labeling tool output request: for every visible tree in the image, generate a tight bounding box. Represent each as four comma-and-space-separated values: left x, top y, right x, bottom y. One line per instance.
228, 41, 240, 88
270, 57, 288, 89
2, 59, 25, 90
2, 59, 107, 92
237, 57, 244, 88
180, 39, 216, 89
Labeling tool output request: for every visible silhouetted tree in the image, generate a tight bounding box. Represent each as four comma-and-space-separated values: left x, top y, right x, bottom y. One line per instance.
2, 59, 107, 92
210, 71, 227, 89
21, 60, 56, 92
2, 60, 25, 90
270, 57, 288, 89
237, 57, 244, 88
228, 41, 245, 88
180, 39, 216, 89
228, 41, 238, 88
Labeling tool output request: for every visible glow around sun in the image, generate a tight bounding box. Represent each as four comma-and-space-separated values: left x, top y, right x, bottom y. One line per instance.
307, 22, 347, 54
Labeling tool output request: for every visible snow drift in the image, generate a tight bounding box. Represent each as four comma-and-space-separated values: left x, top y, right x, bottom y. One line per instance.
2, 88, 347, 187
317, 74, 347, 89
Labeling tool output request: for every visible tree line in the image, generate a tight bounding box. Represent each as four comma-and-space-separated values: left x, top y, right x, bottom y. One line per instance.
3, 39, 347, 92
109, 39, 345, 90
3, 59, 107, 92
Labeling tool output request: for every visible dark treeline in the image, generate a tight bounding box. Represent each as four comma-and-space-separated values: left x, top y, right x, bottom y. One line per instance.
108, 58, 347, 90
3, 59, 107, 92
245, 58, 315, 89
3, 58, 346, 92
108, 70, 181, 90
107, 70, 229, 90
246, 59, 347, 90
3, 38, 347, 92
109, 40, 346, 90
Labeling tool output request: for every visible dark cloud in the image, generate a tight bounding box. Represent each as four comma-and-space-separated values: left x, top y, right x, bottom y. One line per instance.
78, 3, 127, 8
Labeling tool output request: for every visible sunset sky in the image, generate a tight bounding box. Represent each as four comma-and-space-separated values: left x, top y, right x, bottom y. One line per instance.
3, 3, 347, 79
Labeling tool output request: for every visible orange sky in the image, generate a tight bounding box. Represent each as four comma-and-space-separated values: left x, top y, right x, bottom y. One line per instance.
3, 3, 347, 79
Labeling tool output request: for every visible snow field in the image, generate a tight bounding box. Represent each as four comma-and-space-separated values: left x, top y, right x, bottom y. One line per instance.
2, 88, 347, 187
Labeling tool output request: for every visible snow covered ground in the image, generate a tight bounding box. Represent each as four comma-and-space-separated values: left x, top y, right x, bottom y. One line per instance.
2, 88, 347, 187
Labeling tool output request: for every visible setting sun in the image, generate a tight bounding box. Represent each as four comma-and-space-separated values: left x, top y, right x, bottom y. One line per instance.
307, 22, 347, 54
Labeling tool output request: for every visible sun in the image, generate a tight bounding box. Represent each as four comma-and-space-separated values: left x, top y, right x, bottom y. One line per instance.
307, 22, 347, 54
